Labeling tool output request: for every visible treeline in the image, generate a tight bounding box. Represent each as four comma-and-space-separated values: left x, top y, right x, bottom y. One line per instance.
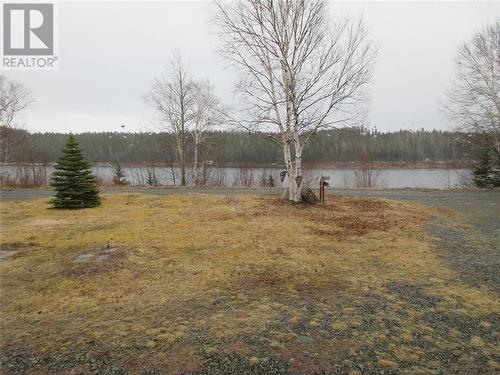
23, 128, 467, 165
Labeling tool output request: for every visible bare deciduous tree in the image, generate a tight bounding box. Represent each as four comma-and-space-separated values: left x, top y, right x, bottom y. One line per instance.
191, 80, 219, 185
353, 148, 379, 188
352, 125, 379, 188
145, 54, 220, 186
145, 52, 195, 186
0, 74, 32, 128
444, 21, 500, 157
214, 0, 377, 201
0, 74, 33, 164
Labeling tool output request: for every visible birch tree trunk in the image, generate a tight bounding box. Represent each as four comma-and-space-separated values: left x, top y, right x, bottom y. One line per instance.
178, 134, 186, 186
293, 137, 303, 201
283, 142, 295, 200
192, 133, 199, 185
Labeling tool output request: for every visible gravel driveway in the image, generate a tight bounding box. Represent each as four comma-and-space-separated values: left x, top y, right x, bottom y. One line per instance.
335, 189, 500, 293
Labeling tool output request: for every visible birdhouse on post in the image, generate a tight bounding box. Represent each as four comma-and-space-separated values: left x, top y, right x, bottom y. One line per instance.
295, 175, 303, 188
280, 170, 287, 183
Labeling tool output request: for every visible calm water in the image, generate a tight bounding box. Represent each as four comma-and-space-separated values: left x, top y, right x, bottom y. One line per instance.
93, 166, 470, 189
1, 164, 471, 189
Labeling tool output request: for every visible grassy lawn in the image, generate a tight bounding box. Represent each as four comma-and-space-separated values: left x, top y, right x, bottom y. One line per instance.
0, 193, 498, 374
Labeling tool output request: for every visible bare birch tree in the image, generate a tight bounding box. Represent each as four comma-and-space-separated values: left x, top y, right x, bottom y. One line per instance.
191, 80, 219, 185
145, 52, 195, 185
0, 74, 33, 164
444, 21, 500, 157
214, 0, 377, 201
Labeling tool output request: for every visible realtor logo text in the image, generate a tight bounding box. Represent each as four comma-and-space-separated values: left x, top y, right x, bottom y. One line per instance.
2, 3, 58, 70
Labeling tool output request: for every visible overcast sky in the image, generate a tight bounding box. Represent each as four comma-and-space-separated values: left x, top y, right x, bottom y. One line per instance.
5, 0, 500, 133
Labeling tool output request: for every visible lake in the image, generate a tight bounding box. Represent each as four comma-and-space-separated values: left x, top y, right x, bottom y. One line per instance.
93, 166, 471, 189
1, 164, 471, 189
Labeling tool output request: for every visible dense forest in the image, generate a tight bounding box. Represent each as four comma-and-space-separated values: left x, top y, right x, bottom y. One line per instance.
22, 128, 468, 166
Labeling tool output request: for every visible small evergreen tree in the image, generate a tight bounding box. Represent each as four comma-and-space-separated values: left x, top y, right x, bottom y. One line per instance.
472, 147, 494, 188
146, 166, 158, 186
49, 135, 100, 208
113, 163, 128, 185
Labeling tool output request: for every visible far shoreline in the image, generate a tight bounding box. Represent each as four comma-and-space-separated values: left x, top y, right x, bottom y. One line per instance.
87, 160, 471, 170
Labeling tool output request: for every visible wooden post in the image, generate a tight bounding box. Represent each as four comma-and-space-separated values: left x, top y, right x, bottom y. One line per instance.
320, 176, 330, 204
319, 177, 324, 204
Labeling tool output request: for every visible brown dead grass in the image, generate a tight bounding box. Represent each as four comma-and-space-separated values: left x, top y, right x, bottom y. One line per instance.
0, 193, 498, 374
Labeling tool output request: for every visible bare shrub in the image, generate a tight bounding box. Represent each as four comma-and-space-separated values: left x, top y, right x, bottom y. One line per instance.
131, 168, 147, 186
0, 163, 48, 188
258, 169, 277, 187
15, 163, 49, 187
233, 166, 253, 187
206, 168, 227, 186
342, 172, 353, 188
458, 170, 474, 188
353, 150, 380, 188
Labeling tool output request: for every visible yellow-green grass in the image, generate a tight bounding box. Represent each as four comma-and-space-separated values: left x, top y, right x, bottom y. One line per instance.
0, 193, 498, 373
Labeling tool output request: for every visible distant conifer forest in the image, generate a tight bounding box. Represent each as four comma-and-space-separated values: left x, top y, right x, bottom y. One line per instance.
5, 127, 470, 167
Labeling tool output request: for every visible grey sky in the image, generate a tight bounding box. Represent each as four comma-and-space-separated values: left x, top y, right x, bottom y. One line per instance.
5, 1, 500, 133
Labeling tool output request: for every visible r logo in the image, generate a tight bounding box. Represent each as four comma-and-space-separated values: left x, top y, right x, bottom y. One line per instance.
3, 3, 53, 55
